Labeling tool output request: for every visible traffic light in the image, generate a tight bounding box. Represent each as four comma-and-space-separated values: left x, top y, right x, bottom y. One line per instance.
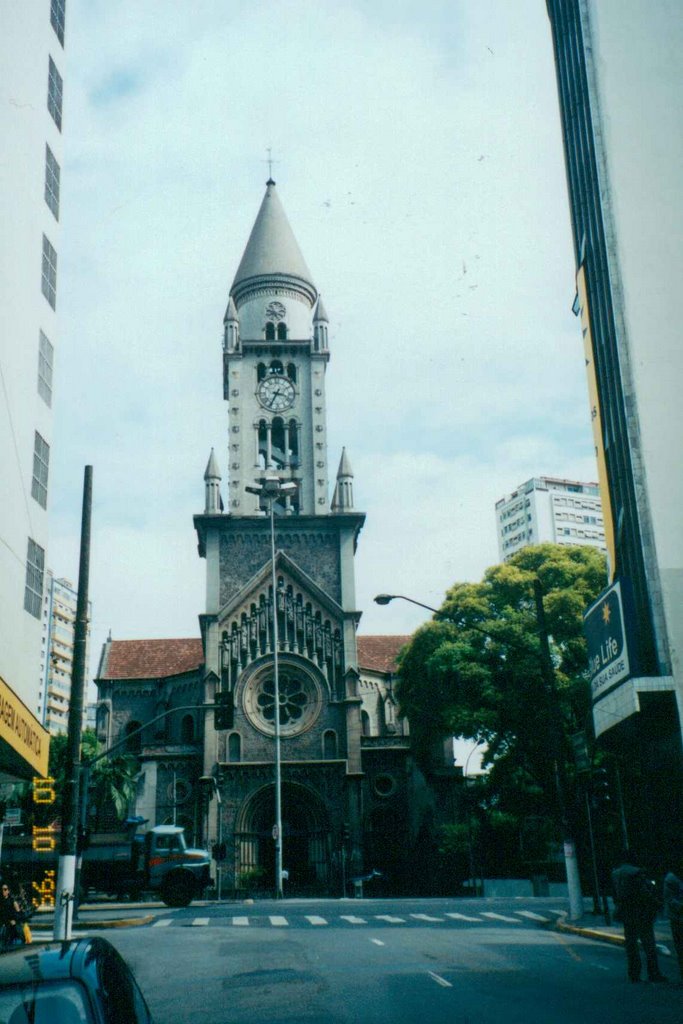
214, 690, 234, 730
592, 767, 611, 809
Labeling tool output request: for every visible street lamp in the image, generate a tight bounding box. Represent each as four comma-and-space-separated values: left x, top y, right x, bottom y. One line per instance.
374, 588, 584, 920
246, 475, 297, 899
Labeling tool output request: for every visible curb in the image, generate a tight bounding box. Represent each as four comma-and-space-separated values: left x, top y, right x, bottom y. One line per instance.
31, 914, 156, 933
555, 918, 624, 946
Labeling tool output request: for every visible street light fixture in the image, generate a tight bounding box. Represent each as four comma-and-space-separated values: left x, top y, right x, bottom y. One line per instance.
374, 588, 584, 920
246, 474, 297, 899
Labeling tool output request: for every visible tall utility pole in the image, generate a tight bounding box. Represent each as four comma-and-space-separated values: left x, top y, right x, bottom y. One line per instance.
54, 466, 92, 941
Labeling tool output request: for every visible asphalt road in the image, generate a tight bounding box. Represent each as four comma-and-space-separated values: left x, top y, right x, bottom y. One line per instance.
84, 898, 681, 1024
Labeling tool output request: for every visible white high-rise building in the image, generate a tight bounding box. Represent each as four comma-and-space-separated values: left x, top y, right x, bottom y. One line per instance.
495, 476, 606, 562
39, 572, 91, 735
0, 2, 67, 717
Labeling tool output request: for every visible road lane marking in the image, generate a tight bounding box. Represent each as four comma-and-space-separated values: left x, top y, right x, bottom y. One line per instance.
375, 915, 405, 923
340, 915, 366, 924
232, 917, 249, 926
191, 918, 210, 926
411, 913, 444, 922
269, 916, 288, 927
446, 912, 481, 922
547, 909, 565, 916
305, 916, 327, 926
152, 918, 173, 927
481, 912, 521, 923
427, 971, 453, 988
516, 911, 549, 922
370, 938, 385, 946
551, 933, 582, 962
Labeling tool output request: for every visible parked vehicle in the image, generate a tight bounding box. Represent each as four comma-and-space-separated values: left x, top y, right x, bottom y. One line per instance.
0, 937, 153, 1022
1, 823, 210, 908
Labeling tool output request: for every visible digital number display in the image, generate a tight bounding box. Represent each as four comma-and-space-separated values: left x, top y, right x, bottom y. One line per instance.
31, 776, 57, 908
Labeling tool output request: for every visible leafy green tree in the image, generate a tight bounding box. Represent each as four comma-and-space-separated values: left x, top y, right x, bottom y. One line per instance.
396, 544, 607, 829
45, 729, 138, 828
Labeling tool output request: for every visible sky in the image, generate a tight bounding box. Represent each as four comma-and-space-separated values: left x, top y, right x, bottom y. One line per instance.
51, 0, 598, 700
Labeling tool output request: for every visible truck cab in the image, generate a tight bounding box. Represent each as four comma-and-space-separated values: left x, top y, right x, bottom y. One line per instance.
144, 825, 211, 907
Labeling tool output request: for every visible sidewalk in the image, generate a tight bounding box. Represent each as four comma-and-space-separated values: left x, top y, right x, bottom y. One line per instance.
556, 912, 673, 956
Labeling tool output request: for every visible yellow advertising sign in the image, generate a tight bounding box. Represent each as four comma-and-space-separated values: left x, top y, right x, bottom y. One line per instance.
0, 675, 50, 778
576, 266, 616, 579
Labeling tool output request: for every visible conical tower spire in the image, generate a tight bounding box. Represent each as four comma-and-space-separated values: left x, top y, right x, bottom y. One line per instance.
230, 181, 317, 309
204, 448, 222, 513
331, 448, 354, 512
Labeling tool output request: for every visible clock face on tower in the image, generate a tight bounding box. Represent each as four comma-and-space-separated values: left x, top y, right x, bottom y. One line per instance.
257, 375, 295, 412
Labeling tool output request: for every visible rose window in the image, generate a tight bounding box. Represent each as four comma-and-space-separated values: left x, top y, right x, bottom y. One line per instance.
243, 663, 321, 737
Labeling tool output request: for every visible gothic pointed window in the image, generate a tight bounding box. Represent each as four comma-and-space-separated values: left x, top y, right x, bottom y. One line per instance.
277, 322, 287, 340
257, 362, 266, 382
286, 363, 297, 383
265, 322, 276, 340
323, 730, 338, 759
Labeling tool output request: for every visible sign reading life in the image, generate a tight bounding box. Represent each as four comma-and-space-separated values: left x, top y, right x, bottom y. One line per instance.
583, 579, 632, 703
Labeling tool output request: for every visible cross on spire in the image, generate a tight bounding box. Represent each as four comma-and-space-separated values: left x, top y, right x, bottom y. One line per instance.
265, 147, 278, 184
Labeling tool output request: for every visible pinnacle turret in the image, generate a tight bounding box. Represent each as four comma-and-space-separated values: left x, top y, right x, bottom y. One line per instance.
204, 448, 223, 513
331, 448, 354, 512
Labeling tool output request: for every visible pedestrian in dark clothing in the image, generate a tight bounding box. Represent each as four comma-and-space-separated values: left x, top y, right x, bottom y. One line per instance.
663, 866, 683, 981
612, 852, 667, 983
0, 882, 22, 949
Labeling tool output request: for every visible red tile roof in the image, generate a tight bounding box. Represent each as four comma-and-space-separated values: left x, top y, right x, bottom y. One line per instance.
99, 635, 410, 680
356, 635, 410, 674
101, 638, 203, 680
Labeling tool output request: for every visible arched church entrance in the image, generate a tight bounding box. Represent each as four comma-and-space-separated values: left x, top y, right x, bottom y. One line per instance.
234, 782, 331, 895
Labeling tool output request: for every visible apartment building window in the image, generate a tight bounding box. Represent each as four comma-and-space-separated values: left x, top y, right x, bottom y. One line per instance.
47, 56, 63, 130
38, 331, 54, 406
44, 145, 60, 219
50, 0, 66, 46
42, 235, 57, 309
25, 539, 45, 618
31, 432, 50, 509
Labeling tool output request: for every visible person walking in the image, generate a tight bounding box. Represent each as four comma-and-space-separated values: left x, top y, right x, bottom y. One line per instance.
663, 864, 683, 981
611, 851, 667, 983
0, 881, 23, 950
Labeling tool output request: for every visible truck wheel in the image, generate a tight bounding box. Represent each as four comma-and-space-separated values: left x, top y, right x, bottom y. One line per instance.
161, 872, 196, 908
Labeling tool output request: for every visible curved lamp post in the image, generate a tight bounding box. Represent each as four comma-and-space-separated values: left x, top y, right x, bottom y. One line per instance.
247, 475, 297, 899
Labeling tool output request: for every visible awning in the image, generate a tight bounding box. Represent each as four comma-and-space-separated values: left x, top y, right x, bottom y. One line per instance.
0, 675, 50, 780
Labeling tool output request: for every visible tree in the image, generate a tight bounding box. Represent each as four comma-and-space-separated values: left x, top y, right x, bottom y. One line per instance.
396, 544, 607, 831
45, 729, 139, 828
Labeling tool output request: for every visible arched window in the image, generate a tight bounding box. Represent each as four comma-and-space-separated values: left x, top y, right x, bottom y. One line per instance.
269, 359, 284, 375
265, 322, 276, 340
323, 730, 337, 759
288, 420, 299, 467
277, 322, 287, 340
180, 715, 194, 744
257, 362, 266, 382
286, 363, 297, 383
228, 732, 241, 763
360, 710, 371, 737
125, 720, 142, 754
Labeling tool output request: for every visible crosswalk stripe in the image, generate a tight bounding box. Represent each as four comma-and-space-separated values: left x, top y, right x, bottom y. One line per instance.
191, 918, 209, 926
547, 909, 565, 916
232, 916, 249, 926
428, 971, 453, 989
340, 915, 366, 924
305, 916, 327, 926
446, 912, 481, 922
481, 912, 521, 923
269, 916, 288, 927
516, 911, 549, 922
152, 918, 173, 927
410, 913, 444, 922
375, 915, 405, 923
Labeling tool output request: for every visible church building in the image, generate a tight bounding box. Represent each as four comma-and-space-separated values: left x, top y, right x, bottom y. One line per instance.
95, 182, 456, 896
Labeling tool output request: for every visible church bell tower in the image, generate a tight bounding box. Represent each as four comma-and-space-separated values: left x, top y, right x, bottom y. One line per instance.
194, 180, 366, 895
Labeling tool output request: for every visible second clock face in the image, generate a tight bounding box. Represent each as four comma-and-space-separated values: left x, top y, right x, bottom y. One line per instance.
257, 375, 295, 411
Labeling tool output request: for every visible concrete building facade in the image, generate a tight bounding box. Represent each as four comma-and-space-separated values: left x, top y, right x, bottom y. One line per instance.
546, 0, 683, 869
495, 476, 606, 562
39, 572, 90, 735
1, 1, 67, 720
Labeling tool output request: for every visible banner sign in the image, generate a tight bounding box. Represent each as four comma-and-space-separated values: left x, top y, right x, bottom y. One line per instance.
0, 675, 50, 778
583, 580, 632, 703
